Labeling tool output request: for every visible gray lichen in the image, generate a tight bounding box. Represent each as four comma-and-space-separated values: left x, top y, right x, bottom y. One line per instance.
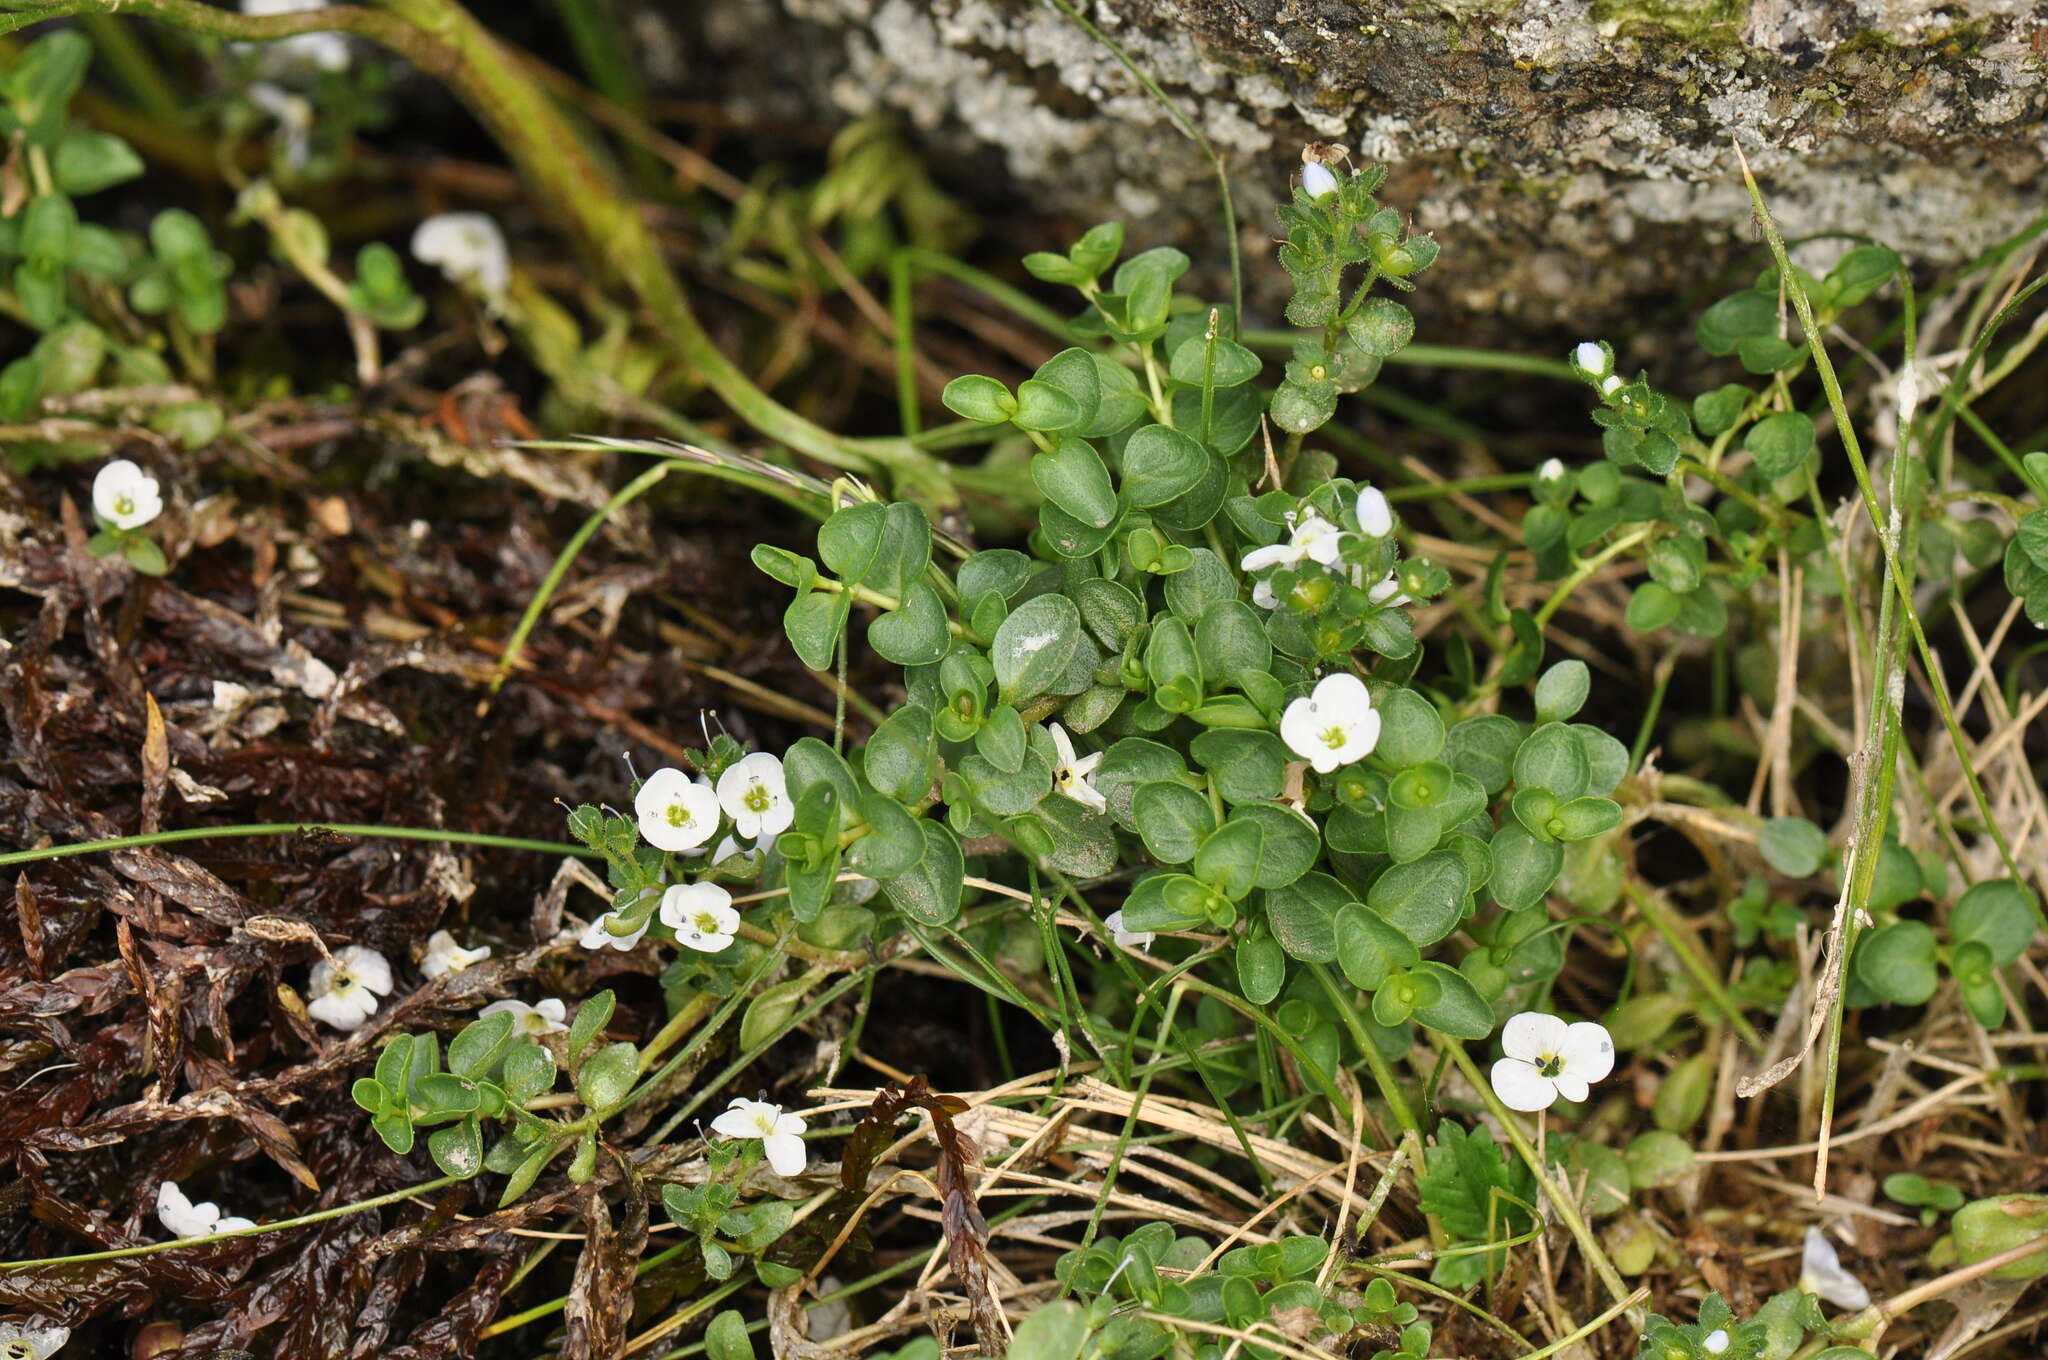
695, 0, 2048, 328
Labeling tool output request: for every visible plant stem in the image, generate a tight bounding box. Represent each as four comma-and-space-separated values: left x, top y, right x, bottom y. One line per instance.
1, 1175, 459, 1269
0, 822, 595, 870
1623, 882, 1765, 1051
1436, 1038, 1637, 1316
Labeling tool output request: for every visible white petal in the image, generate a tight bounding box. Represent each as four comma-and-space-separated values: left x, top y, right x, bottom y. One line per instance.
212, 1215, 256, 1234
1702, 1329, 1730, 1355
1559, 1021, 1615, 1084
1572, 341, 1609, 376
1047, 723, 1078, 766
1310, 671, 1372, 719
1489, 1058, 1559, 1112
1278, 696, 1324, 764
1599, 373, 1623, 396
1802, 1227, 1872, 1310
763, 1131, 808, 1176
1301, 161, 1339, 199
1355, 486, 1393, 538
774, 1111, 808, 1137
1500, 1011, 1570, 1063
1068, 781, 1108, 815
1240, 541, 1301, 572
1251, 579, 1279, 610
755, 798, 795, 839
1550, 1073, 1591, 1104
338, 946, 393, 995
0, 1324, 70, 1360
308, 989, 373, 1031
1538, 457, 1566, 483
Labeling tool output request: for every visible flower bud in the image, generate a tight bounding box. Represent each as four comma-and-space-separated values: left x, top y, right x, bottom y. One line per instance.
1572, 341, 1611, 378
1599, 373, 1623, 397
1301, 160, 1339, 199
1537, 458, 1566, 484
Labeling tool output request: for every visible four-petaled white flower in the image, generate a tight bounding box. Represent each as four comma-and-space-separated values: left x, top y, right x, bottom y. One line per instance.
1280, 672, 1381, 774
1537, 457, 1566, 485
711, 1096, 809, 1176
1355, 485, 1394, 539
480, 997, 569, 1036
580, 894, 653, 952
306, 945, 392, 1031
1488, 1011, 1615, 1111
419, 929, 490, 979
241, 0, 350, 72
1702, 1330, 1730, 1356
636, 767, 721, 852
1301, 160, 1340, 199
716, 752, 793, 841
411, 212, 511, 300
157, 1180, 255, 1239
1240, 513, 1345, 573
0, 1322, 70, 1360
1103, 909, 1155, 953
1572, 341, 1611, 378
1801, 1227, 1872, 1311
660, 882, 741, 953
93, 459, 163, 530
1047, 723, 1106, 814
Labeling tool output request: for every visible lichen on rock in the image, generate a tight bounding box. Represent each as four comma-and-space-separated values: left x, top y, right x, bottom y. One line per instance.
692, 0, 2047, 330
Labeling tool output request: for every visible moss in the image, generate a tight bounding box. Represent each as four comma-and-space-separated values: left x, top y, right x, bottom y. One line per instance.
1588, 0, 1747, 45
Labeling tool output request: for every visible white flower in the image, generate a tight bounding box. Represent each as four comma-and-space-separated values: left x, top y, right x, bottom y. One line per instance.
1240, 513, 1345, 573
156, 1180, 255, 1239
241, 0, 350, 72
480, 997, 569, 1036
1599, 373, 1623, 397
580, 895, 652, 952
0, 1322, 70, 1360
1301, 160, 1340, 199
1366, 572, 1412, 608
306, 945, 392, 1032
635, 767, 721, 852
1801, 1227, 1872, 1311
1537, 457, 1566, 484
1702, 1330, 1730, 1356
660, 882, 741, 953
711, 1096, 809, 1176
1103, 910, 1155, 953
1047, 723, 1106, 814
1354, 485, 1394, 538
246, 82, 314, 169
1488, 1011, 1615, 1112
1572, 341, 1610, 378
419, 929, 490, 979
716, 752, 793, 841
93, 459, 163, 530
1279, 672, 1381, 774
411, 212, 511, 299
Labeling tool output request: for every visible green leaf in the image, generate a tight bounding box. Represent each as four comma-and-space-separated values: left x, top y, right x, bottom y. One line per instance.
1192, 599, 1271, 691
864, 702, 936, 804
991, 592, 1082, 706
575, 1041, 639, 1114
1346, 297, 1415, 358
1007, 1300, 1090, 1360
1092, 739, 1185, 830
1268, 378, 1336, 435
1443, 715, 1522, 796
1416, 1121, 1534, 1286
706, 1311, 757, 1360
1374, 688, 1445, 769
1167, 331, 1260, 389
1533, 660, 1590, 725
1232, 804, 1319, 888
1131, 780, 1215, 865
1954, 1195, 2048, 1281
1550, 796, 1621, 840
1854, 920, 1939, 1006
1367, 851, 1468, 948
52, 130, 144, 196
1119, 424, 1211, 508
942, 374, 1016, 423
121, 535, 168, 576
501, 1041, 557, 1104
1696, 290, 1778, 357
1759, 816, 1830, 877
1951, 878, 2039, 967
448, 1009, 515, 1079
1011, 378, 1084, 432
881, 820, 965, 926
1826, 245, 1899, 307
1236, 934, 1287, 1005
1489, 823, 1563, 911
568, 990, 615, 1062
1409, 962, 1494, 1040
428, 1116, 485, 1178
20, 193, 76, 270
1691, 384, 1750, 437
1031, 436, 1118, 529
1263, 872, 1345, 962
1748, 410, 1817, 479
1512, 722, 1589, 799
9, 30, 91, 137
783, 591, 849, 671
1333, 903, 1418, 988
1193, 817, 1263, 900
1189, 728, 1287, 805
868, 580, 951, 666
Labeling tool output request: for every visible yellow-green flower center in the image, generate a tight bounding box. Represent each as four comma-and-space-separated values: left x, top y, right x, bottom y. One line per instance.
1320, 724, 1347, 750
743, 784, 772, 813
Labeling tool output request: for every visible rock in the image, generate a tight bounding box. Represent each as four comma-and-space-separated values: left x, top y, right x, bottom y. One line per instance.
688, 0, 2048, 332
